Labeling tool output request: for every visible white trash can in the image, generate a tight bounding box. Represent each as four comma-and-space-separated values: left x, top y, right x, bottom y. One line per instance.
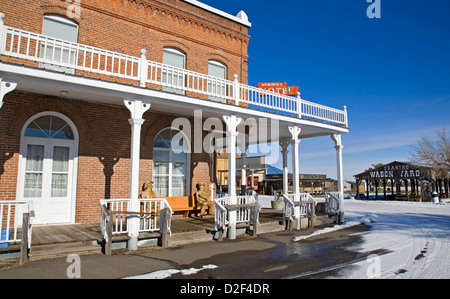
431, 191, 439, 203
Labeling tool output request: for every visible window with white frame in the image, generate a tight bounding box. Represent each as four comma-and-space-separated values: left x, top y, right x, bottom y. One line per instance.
40, 15, 79, 73
162, 48, 186, 95
153, 128, 190, 197
19, 112, 78, 224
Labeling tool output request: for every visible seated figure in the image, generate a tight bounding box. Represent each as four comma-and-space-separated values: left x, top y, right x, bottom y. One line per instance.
140, 180, 156, 199
195, 182, 215, 216
140, 180, 157, 215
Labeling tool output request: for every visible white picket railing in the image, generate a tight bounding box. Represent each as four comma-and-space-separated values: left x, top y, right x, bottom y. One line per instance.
282, 193, 315, 222
0, 19, 348, 128
325, 192, 341, 214
214, 195, 259, 234
0, 200, 34, 246
100, 198, 173, 238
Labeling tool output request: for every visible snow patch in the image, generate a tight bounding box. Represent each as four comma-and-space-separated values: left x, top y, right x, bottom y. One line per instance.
293, 216, 373, 242
123, 264, 218, 279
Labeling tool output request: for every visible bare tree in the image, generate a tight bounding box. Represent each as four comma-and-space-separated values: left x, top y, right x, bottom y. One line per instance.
410, 128, 450, 169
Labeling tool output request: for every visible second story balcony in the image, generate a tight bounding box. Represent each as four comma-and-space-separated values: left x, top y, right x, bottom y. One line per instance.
0, 16, 348, 129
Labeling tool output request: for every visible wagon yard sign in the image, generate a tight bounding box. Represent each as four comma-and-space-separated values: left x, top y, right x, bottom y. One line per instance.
355, 161, 430, 181
370, 163, 421, 179
258, 82, 299, 96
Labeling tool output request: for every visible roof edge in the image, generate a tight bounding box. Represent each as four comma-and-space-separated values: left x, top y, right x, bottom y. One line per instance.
182, 0, 252, 27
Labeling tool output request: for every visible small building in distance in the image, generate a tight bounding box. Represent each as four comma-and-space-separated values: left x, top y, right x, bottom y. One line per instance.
354, 161, 450, 201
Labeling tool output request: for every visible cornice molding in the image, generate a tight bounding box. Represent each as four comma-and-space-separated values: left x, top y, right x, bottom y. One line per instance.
79, 1, 249, 59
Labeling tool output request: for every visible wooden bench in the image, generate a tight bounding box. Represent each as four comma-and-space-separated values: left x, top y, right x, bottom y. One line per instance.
163, 196, 212, 218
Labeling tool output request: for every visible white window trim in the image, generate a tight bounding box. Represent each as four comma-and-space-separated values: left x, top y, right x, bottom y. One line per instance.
152, 127, 191, 197
16, 111, 79, 224
44, 15, 79, 28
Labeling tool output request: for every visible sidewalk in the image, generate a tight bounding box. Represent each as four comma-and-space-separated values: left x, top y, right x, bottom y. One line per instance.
0, 213, 348, 279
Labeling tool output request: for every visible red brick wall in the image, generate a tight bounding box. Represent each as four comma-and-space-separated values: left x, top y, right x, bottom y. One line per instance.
0, 0, 249, 222
0, 91, 212, 223
0, 0, 249, 84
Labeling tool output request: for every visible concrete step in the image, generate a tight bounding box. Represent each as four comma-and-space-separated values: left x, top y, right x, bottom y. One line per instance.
29, 241, 102, 261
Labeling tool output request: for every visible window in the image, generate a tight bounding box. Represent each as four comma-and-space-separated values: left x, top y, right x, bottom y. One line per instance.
153, 128, 190, 197
41, 15, 79, 73
19, 112, 78, 224
208, 60, 227, 102
162, 48, 186, 95
24, 115, 74, 140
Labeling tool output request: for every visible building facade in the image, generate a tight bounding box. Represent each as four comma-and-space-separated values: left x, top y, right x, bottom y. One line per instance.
0, 0, 348, 247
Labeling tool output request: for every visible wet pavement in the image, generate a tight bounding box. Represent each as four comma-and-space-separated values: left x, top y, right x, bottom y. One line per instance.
167, 224, 372, 279
0, 222, 372, 280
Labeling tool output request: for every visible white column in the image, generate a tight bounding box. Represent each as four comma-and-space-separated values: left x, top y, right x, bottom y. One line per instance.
124, 98, 151, 250
289, 126, 301, 229
279, 140, 290, 195
224, 115, 242, 239
239, 142, 248, 195
0, 13, 5, 54
331, 134, 345, 222
288, 126, 301, 200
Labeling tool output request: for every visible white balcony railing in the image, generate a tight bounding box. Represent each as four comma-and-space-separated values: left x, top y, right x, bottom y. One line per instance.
0, 19, 348, 128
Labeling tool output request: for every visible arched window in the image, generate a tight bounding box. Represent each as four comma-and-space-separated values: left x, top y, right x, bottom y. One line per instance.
18, 112, 79, 224
24, 115, 75, 139
153, 128, 190, 197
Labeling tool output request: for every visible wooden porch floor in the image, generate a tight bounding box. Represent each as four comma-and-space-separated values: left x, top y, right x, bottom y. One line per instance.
2, 209, 286, 250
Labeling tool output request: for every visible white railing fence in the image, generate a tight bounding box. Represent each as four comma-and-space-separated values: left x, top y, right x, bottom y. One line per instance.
0, 17, 348, 128
214, 195, 260, 239
324, 192, 341, 215
100, 198, 173, 238
0, 200, 34, 246
282, 193, 316, 230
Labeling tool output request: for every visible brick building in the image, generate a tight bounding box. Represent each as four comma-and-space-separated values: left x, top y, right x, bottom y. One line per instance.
0, 0, 348, 248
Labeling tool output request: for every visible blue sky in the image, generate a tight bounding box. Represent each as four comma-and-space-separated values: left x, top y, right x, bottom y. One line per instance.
199, 0, 450, 181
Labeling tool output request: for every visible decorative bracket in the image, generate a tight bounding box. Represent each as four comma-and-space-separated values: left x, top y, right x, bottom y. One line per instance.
0, 78, 18, 109
123, 98, 151, 121
330, 133, 343, 150
288, 126, 301, 143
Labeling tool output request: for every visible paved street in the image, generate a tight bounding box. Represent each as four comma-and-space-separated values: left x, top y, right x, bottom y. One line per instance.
0, 223, 369, 280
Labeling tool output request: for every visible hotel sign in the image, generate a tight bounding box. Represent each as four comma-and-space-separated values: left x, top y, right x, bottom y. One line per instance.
258, 82, 299, 96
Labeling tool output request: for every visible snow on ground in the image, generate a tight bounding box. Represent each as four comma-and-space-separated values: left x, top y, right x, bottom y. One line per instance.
124, 264, 218, 279
334, 199, 450, 279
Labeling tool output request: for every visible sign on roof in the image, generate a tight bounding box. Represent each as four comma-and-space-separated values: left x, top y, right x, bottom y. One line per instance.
258, 82, 299, 96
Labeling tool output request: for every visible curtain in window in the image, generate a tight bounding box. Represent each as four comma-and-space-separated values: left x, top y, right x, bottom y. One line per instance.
172, 152, 187, 197
153, 129, 189, 197
24, 145, 44, 198
154, 150, 170, 197
51, 146, 69, 197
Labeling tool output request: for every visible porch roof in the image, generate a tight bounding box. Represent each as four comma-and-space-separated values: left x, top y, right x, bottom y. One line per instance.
0, 62, 348, 143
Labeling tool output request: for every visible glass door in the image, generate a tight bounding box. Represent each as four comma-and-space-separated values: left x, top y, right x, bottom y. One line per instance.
22, 142, 74, 224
